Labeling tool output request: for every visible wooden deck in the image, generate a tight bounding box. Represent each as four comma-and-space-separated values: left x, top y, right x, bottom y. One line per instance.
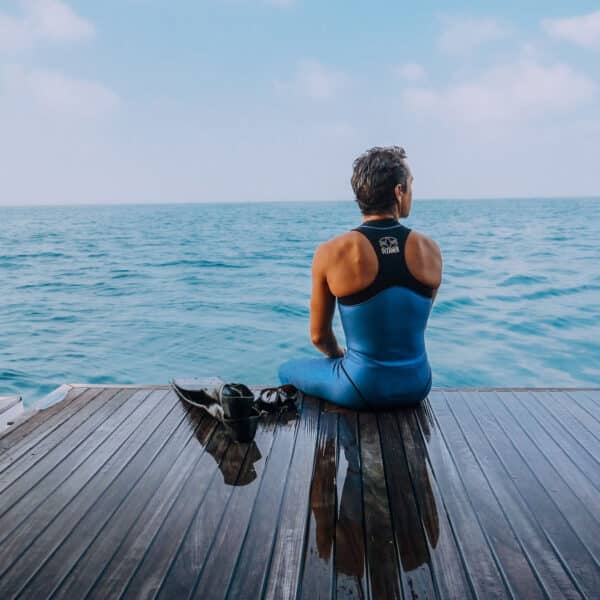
0, 385, 598, 599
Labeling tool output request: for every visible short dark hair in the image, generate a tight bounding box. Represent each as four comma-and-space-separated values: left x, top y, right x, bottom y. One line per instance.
351, 146, 411, 215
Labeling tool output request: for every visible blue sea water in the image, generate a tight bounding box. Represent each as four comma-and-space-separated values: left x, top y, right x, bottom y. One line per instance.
1, 198, 599, 407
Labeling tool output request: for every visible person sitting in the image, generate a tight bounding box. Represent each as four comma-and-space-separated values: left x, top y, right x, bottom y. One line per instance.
278, 146, 442, 409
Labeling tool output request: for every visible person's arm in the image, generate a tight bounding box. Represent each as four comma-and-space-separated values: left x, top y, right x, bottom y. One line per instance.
309, 243, 344, 358
430, 242, 442, 305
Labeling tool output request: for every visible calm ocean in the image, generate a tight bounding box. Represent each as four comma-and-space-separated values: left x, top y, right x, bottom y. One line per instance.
2, 199, 599, 406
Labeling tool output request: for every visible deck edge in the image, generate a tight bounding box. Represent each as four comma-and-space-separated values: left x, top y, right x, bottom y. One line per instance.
64, 384, 600, 392
54, 378, 600, 394
68, 383, 170, 389
0, 384, 73, 439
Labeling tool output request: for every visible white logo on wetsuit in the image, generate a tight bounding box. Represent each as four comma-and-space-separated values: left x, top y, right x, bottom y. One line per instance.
378, 236, 400, 255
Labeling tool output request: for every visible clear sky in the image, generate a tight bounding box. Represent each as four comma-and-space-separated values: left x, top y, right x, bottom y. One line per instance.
1, 0, 599, 204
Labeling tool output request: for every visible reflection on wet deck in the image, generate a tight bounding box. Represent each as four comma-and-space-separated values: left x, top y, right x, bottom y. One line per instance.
0, 385, 598, 598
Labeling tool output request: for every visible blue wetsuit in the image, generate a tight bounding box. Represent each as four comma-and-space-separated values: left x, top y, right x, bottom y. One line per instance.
279, 218, 434, 409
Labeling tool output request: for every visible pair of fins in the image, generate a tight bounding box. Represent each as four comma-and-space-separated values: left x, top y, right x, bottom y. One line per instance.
170, 377, 297, 442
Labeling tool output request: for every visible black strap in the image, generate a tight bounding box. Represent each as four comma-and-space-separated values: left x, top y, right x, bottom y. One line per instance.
338, 220, 433, 305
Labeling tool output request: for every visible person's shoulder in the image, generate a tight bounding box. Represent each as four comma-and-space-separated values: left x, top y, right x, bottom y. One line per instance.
316, 230, 359, 257
405, 228, 442, 288
407, 229, 442, 260
313, 231, 360, 273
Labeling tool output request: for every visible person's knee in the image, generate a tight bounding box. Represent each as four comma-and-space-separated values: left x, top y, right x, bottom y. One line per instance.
278, 360, 294, 385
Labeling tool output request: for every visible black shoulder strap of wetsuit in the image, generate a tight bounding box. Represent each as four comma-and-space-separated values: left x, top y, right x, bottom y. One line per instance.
338, 219, 433, 305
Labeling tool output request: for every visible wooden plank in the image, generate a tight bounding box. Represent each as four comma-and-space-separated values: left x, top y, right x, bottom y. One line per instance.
524, 391, 600, 475
82, 413, 225, 598
505, 391, 600, 517
0, 387, 96, 471
185, 418, 281, 599
397, 406, 475, 599
298, 408, 338, 600
563, 391, 600, 434
334, 411, 368, 600
225, 406, 305, 600
479, 391, 600, 562
377, 408, 438, 599
0, 388, 123, 491
127, 422, 251, 598
0, 389, 174, 597
85, 411, 232, 599
432, 392, 553, 599
51, 410, 216, 600
462, 390, 599, 596
579, 389, 600, 409
442, 390, 586, 598
2, 385, 598, 600
68, 383, 169, 388
0, 388, 141, 547
359, 412, 402, 600
16, 391, 189, 599
157, 414, 277, 598
411, 402, 512, 599
263, 396, 321, 600
0, 385, 79, 452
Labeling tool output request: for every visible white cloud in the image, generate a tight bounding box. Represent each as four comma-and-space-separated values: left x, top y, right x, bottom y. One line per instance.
27, 68, 120, 116
23, 0, 94, 41
1, 64, 120, 117
542, 10, 600, 50
439, 16, 511, 54
0, 3, 112, 118
403, 59, 597, 124
394, 62, 426, 81
275, 59, 347, 100
0, 0, 93, 52
0, 11, 33, 52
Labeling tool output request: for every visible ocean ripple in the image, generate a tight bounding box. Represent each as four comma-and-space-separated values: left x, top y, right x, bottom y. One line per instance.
1, 198, 599, 405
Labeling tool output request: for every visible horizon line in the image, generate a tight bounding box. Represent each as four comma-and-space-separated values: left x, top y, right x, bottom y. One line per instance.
1, 195, 599, 208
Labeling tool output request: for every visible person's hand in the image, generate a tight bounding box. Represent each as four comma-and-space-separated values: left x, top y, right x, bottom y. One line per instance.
328, 346, 345, 359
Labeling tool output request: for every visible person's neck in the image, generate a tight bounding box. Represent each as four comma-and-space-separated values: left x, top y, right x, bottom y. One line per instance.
362, 212, 398, 223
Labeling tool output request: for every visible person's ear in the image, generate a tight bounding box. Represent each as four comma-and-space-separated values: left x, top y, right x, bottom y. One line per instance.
394, 183, 404, 202
394, 184, 403, 218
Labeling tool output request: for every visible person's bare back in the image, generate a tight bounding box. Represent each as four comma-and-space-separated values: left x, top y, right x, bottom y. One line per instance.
315, 228, 442, 301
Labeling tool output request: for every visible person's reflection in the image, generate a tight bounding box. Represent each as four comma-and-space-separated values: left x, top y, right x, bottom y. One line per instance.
334, 413, 366, 580
399, 403, 440, 571
309, 405, 439, 580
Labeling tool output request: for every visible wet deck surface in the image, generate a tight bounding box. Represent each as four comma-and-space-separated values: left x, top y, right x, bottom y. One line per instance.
0, 385, 599, 599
